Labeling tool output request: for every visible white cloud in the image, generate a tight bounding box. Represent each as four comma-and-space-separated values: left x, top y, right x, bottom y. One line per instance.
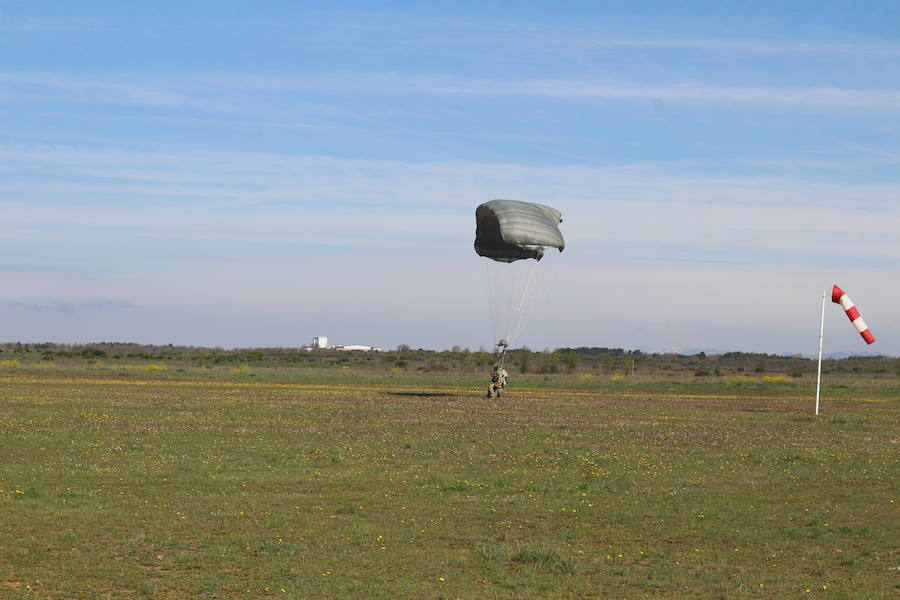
252, 74, 900, 111
556, 37, 900, 55
4, 70, 900, 113
2, 144, 897, 265
0, 299, 136, 314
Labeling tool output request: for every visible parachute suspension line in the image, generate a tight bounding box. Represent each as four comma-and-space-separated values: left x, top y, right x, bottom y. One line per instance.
504, 260, 519, 343
485, 258, 540, 353
491, 261, 506, 346
495, 339, 509, 369
505, 260, 539, 347
486, 260, 517, 349
485, 260, 498, 345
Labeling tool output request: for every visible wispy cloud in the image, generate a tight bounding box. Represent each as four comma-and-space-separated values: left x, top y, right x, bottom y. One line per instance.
0, 15, 108, 33
557, 37, 900, 55
2, 143, 898, 271
0, 299, 137, 314
316, 75, 900, 111
0, 72, 233, 112
4, 71, 900, 113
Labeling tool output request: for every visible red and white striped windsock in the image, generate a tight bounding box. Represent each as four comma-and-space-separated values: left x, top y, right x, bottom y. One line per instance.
832, 285, 875, 345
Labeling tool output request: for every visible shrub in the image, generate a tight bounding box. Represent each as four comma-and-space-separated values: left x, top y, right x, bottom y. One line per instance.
562, 352, 579, 373
537, 353, 560, 374
517, 348, 532, 373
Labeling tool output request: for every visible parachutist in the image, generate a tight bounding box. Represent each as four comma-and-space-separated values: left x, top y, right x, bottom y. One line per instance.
487, 363, 509, 398
486, 340, 510, 398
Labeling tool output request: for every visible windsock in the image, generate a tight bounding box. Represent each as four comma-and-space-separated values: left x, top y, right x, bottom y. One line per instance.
832, 285, 875, 345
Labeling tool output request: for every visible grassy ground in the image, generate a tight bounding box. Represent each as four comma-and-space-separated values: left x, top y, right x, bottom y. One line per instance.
0, 369, 897, 599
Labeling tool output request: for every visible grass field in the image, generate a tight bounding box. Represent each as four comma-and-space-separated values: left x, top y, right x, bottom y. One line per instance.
1, 367, 897, 599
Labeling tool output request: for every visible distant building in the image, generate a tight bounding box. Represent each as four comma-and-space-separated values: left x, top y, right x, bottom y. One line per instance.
334, 345, 381, 352
305, 336, 380, 352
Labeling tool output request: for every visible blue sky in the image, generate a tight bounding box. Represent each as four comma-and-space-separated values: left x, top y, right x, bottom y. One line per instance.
1, 1, 898, 354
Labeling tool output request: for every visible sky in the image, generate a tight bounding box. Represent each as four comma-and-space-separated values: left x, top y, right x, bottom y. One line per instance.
1, 1, 898, 354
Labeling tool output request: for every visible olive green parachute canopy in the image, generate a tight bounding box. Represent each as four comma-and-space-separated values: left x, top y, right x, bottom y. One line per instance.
474, 199, 565, 262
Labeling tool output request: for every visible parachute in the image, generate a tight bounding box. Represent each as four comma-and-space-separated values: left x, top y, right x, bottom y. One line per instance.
474, 199, 565, 262
474, 199, 565, 369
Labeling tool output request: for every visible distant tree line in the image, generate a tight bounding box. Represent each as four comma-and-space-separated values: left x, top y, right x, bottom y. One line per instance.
2, 342, 898, 377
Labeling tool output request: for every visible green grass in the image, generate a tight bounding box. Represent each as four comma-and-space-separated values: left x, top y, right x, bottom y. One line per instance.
2, 356, 897, 398
0, 369, 897, 599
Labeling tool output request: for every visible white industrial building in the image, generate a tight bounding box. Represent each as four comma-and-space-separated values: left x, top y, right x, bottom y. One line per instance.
306, 336, 380, 352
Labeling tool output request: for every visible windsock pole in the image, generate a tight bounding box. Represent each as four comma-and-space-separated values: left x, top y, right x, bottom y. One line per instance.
815, 290, 826, 416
